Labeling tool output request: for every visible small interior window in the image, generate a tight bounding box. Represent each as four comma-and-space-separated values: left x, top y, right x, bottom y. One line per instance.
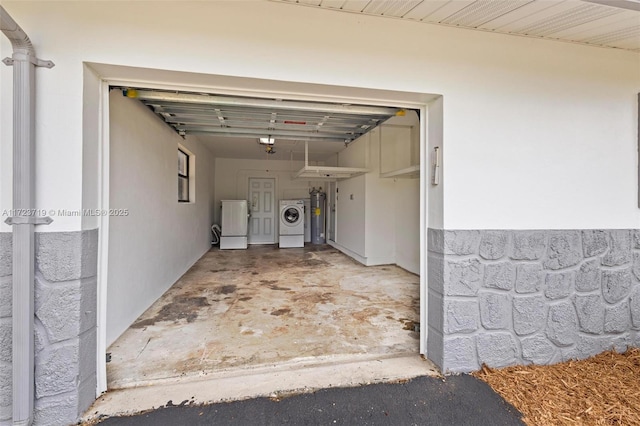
178, 149, 189, 202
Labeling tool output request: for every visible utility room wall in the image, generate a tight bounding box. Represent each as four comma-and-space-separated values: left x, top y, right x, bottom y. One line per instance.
107, 91, 216, 346
212, 158, 326, 226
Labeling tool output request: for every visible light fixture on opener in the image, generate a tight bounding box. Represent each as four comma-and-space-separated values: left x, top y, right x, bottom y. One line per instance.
258, 136, 276, 154
258, 137, 275, 145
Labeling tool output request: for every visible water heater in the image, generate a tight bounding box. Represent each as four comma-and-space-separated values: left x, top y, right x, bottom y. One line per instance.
309, 187, 326, 244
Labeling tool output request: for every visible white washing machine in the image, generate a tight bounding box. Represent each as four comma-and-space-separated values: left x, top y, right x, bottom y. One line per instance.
279, 199, 305, 248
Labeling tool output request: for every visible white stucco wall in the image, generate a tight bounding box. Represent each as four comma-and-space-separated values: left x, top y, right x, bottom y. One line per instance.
0, 1, 638, 232
107, 91, 215, 345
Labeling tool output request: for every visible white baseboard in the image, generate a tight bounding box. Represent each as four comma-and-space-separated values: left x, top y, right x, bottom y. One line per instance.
327, 240, 367, 265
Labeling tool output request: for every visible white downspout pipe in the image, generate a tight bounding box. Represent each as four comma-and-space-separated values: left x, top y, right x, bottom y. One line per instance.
1, 6, 53, 425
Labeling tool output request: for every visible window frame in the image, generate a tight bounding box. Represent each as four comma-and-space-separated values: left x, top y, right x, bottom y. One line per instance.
178, 148, 190, 203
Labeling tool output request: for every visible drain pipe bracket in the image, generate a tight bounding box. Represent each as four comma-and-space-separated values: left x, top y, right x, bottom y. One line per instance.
3, 55, 55, 68
4, 216, 53, 226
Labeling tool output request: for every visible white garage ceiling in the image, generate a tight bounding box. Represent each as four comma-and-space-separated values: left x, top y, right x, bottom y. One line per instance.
271, 0, 640, 52
119, 88, 405, 162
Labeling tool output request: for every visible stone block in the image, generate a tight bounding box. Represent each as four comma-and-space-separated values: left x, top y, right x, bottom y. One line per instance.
545, 272, 573, 300
0, 405, 9, 423
0, 277, 11, 318
35, 278, 82, 344
444, 258, 483, 296
443, 336, 478, 373
515, 264, 543, 294
546, 302, 578, 347
575, 335, 614, 360
0, 233, 11, 278
544, 231, 582, 270
0, 361, 11, 416
78, 375, 98, 418
36, 230, 98, 282
444, 300, 479, 334
631, 330, 640, 347
34, 275, 49, 314
602, 269, 633, 304
79, 329, 97, 390
427, 252, 444, 294
80, 278, 98, 334
428, 290, 444, 334
479, 292, 511, 330
35, 342, 79, 398
511, 231, 546, 260
513, 296, 546, 335
479, 231, 508, 260
605, 301, 630, 334
443, 230, 480, 255
35, 322, 48, 354
581, 230, 608, 258
34, 393, 79, 426
575, 259, 601, 292
427, 328, 444, 370
521, 334, 556, 365
574, 294, 604, 334
427, 228, 444, 254
602, 230, 632, 267
633, 253, 640, 282
476, 333, 518, 368
0, 319, 10, 363
611, 335, 630, 353
633, 230, 640, 249
630, 286, 640, 329
483, 262, 515, 291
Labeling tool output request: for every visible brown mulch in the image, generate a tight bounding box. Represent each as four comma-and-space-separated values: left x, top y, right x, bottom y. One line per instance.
472, 348, 640, 425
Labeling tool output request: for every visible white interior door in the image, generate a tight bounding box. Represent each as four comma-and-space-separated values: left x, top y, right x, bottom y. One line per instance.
248, 177, 276, 244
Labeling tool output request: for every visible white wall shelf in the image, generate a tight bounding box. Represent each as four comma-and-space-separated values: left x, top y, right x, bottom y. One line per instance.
295, 141, 369, 180
296, 165, 369, 180
379, 165, 420, 179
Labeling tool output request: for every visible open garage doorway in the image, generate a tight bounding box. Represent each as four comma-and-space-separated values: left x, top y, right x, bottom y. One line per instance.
92, 65, 441, 397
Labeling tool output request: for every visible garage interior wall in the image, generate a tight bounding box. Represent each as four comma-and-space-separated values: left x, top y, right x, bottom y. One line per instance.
107, 91, 216, 346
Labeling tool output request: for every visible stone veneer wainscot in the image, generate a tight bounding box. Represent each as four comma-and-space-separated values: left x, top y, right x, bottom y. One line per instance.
427, 229, 640, 373
0, 231, 98, 425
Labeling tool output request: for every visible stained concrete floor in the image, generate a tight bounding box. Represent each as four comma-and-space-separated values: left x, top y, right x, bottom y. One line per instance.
107, 245, 421, 389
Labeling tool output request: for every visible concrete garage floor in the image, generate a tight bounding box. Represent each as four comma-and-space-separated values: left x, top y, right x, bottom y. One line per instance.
107, 245, 422, 390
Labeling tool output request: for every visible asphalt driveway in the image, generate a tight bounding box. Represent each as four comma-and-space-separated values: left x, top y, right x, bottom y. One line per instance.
97, 374, 524, 425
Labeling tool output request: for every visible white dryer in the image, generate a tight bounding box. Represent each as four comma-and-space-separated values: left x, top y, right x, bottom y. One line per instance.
279, 199, 304, 248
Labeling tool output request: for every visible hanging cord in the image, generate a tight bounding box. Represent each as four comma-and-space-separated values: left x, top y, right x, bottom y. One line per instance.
211, 224, 221, 245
